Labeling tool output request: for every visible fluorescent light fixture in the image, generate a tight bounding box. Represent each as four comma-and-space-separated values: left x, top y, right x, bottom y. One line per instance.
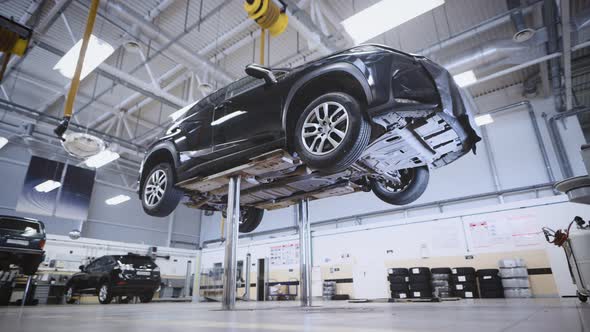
341, 0, 445, 44
0, 137, 7, 150
34, 180, 61, 193
53, 35, 115, 80
453, 70, 477, 87
169, 100, 199, 122
211, 110, 246, 126
105, 194, 130, 206
85, 150, 120, 168
475, 114, 494, 126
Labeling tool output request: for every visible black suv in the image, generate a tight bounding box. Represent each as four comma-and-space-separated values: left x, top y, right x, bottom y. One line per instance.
139, 44, 480, 232
0, 215, 46, 275
65, 254, 161, 304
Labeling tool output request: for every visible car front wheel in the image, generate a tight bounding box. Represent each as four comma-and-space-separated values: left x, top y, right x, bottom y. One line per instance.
139, 292, 154, 303
294, 92, 371, 174
142, 162, 183, 217
370, 166, 429, 205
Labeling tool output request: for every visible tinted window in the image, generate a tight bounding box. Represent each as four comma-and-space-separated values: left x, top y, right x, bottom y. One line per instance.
225, 76, 262, 99
0, 217, 41, 235
118, 256, 155, 269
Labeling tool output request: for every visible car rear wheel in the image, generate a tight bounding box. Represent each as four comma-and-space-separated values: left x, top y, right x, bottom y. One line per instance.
98, 282, 113, 305
142, 162, 183, 217
371, 166, 429, 205
294, 92, 371, 174
65, 286, 76, 304
139, 292, 154, 303
222, 206, 264, 233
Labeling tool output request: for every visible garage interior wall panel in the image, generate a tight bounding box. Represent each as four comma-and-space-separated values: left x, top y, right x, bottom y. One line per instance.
0, 146, 200, 248
201, 198, 590, 299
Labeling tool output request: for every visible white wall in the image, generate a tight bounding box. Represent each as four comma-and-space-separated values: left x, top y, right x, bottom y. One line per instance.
201, 196, 590, 298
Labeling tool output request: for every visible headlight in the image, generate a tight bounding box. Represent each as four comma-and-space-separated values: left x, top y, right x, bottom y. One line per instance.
153, 266, 160, 272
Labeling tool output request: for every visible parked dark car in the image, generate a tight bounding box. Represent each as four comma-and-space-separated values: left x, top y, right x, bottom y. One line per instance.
0, 215, 46, 275
65, 254, 160, 304
139, 44, 481, 233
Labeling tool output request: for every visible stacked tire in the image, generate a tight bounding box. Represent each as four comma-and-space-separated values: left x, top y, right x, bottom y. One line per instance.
430, 268, 453, 298
387, 268, 409, 299
499, 259, 532, 298
322, 281, 336, 300
477, 269, 504, 298
451, 267, 478, 298
408, 267, 432, 299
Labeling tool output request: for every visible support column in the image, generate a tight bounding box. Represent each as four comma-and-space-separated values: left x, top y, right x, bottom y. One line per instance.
192, 250, 202, 303
222, 175, 241, 310
297, 199, 312, 307
21, 275, 33, 307
244, 253, 251, 301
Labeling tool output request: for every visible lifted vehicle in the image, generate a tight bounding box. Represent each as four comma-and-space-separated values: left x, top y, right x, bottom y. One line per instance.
139, 44, 481, 233
65, 254, 161, 304
0, 215, 46, 275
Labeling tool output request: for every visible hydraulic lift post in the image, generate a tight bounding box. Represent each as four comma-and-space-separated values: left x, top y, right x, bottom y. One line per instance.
297, 199, 312, 307
222, 175, 241, 310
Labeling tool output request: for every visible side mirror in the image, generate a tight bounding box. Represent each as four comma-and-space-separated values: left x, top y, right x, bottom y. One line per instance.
79, 265, 85, 272
245, 64, 277, 85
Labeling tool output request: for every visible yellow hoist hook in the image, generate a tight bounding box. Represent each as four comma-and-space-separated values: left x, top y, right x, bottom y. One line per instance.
244, 0, 288, 65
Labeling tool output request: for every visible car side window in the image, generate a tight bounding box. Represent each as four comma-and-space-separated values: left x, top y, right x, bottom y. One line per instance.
85, 260, 98, 273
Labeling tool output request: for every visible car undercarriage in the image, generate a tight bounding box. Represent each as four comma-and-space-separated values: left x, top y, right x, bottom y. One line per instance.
181, 111, 463, 212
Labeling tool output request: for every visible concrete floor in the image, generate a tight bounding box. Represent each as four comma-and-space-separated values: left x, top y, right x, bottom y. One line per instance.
1, 299, 589, 331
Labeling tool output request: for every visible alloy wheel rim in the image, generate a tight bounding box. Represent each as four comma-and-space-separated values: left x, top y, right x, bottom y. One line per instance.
144, 169, 167, 207
301, 101, 349, 156
99, 285, 107, 301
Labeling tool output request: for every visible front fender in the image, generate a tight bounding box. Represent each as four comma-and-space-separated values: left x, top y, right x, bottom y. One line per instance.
281, 62, 374, 131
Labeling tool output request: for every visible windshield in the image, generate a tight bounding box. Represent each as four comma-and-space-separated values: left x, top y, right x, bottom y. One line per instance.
117, 255, 156, 269
0, 217, 41, 235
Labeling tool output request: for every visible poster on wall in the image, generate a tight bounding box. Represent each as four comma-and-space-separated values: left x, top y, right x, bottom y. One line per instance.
270, 243, 299, 266
465, 212, 542, 250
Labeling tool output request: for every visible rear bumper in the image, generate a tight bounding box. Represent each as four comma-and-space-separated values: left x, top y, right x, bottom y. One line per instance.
0, 246, 45, 267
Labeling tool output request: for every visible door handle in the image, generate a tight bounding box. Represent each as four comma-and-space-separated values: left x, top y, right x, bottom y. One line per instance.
214, 101, 232, 111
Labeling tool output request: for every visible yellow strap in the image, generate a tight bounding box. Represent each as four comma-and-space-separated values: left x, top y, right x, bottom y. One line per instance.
260, 28, 265, 65
63, 0, 100, 118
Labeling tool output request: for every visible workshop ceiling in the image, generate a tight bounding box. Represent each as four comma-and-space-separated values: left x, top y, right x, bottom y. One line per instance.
0, 0, 589, 172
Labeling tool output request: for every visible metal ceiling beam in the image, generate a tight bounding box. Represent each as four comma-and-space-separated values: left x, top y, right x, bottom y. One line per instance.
282, 0, 338, 55
36, 41, 185, 109
106, 0, 234, 84
561, 0, 573, 110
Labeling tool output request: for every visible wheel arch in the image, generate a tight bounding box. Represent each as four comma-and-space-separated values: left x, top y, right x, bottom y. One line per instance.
140, 142, 178, 197
281, 63, 373, 147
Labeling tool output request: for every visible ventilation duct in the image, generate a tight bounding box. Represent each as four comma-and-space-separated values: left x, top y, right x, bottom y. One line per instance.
441, 40, 528, 74
507, 0, 535, 42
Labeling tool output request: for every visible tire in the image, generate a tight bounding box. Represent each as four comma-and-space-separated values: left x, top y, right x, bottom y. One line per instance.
140, 293, 154, 303
455, 290, 477, 298
477, 269, 499, 277
387, 275, 408, 283
451, 274, 475, 283
371, 166, 429, 206
387, 268, 409, 276
98, 282, 113, 305
65, 285, 77, 304
409, 282, 432, 292
294, 92, 371, 174
452, 267, 476, 275
408, 267, 430, 276
141, 162, 183, 217
390, 283, 410, 292
431, 268, 452, 274
390, 291, 408, 299
481, 290, 505, 298
222, 207, 265, 233
431, 274, 451, 281
479, 281, 503, 291
431, 280, 450, 287
409, 275, 430, 284
454, 282, 477, 292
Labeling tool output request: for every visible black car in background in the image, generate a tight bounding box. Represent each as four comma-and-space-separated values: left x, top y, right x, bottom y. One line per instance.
0, 215, 46, 275
65, 254, 161, 304
139, 44, 481, 232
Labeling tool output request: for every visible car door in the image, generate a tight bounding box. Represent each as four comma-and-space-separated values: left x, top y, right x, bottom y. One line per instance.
75, 261, 94, 292
175, 92, 221, 174
212, 72, 285, 156
87, 257, 106, 290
